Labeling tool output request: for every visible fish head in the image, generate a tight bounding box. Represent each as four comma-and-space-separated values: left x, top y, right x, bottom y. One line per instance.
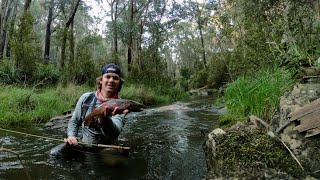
127, 101, 145, 112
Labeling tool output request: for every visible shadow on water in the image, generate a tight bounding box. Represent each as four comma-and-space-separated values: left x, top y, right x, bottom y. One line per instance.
0, 95, 220, 180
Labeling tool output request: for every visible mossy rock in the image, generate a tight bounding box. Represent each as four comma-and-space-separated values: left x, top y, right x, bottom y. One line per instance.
207, 128, 306, 179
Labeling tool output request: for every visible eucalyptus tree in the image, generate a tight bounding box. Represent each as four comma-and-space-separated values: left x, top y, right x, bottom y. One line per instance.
127, 0, 134, 70
181, 0, 215, 69
144, 0, 182, 74
0, 0, 8, 58
108, 0, 152, 72
215, 0, 320, 78
106, 0, 126, 62
0, 0, 15, 59
104, 0, 164, 73
171, 21, 202, 69
4, 1, 18, 58
58, 0, 81, 69
43, 0, 55, 63
131, 0, 181, 74
57, 0, 101, 84
126, 0, 152, 71
8, 0, 44, 82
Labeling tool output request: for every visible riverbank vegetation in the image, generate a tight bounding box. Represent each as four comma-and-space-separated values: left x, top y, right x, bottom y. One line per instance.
0, 84, 87, 127
0, 83, 187, 127
0, 1, 320, 128
218, 67, 295, 125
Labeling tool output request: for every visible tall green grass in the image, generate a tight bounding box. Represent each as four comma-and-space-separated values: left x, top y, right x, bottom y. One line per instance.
121, 84, 189, 106
219, 68, 295, 124
0, 82, 188, 128
0, 84, 93, 127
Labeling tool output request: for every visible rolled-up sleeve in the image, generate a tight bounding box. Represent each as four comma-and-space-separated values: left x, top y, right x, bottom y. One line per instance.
67, 93, 89, 137
111, 114, 126, 132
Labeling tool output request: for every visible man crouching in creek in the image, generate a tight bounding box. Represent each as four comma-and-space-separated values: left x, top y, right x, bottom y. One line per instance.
50, 63, 129, 157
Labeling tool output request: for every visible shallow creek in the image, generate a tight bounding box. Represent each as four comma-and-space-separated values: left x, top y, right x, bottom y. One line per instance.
0, 96, 220, 180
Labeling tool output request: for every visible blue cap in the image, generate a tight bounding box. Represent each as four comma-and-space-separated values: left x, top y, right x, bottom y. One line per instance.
101, 63, 122, 77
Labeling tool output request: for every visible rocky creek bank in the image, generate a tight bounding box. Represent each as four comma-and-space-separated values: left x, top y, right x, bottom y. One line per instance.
204, 80, 320, 179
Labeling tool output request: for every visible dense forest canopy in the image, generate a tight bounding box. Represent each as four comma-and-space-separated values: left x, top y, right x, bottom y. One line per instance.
0, 0, 319, 89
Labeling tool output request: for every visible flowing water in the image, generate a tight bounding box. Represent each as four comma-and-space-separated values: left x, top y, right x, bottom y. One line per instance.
0, 96, 220, 180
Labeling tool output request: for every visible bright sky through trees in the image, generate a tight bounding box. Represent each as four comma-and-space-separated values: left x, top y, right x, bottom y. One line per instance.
84, 0, 110, 35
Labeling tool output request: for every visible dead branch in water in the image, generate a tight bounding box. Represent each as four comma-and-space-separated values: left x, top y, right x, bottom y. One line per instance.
0, 148, 32, 180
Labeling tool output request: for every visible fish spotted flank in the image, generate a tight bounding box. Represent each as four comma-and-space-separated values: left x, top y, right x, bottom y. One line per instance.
84, 99, 145, 125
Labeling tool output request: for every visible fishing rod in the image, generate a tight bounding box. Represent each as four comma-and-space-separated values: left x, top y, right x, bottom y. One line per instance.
0, 127, 130, 150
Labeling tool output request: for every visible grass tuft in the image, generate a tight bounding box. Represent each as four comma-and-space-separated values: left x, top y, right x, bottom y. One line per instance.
0, 84, 92, 127
219, 68, 295, 124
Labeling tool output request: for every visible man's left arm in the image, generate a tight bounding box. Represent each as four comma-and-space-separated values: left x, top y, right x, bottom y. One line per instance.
103, 114, 126, 138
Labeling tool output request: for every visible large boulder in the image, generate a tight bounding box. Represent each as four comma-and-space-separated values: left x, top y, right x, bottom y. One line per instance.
204, 120, 306, 179
204, 80, 320, 179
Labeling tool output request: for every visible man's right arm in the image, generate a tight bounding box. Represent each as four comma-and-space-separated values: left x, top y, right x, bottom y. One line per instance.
65, 93, 90, 145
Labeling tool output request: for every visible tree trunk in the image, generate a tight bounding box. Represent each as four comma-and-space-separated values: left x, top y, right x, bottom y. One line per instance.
113, 0, 119, 56
0, 0, 9, 59
44, 0, 54, 63
69, 21, 74, 66
60, 27, 67, 68
109, 0, 120, 62
60, 0, 81, 68
127, 0, 134, 72
137, 21, 143, 71
198, 25, 207, 68
5, 1, 17, 58
24, 0, 32, 12
110, 0, 114, 52
65, 0, 80, 27
136, 1, 150, 71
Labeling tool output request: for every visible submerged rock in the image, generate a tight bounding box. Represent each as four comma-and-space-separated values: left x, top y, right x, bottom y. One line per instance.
44, 112, 72, 132
189, 87, 217, 96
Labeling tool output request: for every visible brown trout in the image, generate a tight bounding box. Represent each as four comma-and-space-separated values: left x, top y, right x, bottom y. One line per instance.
84, 99, 145, 125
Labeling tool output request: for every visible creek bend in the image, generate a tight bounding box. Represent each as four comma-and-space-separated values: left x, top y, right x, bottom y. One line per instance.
0, 96, 220, 180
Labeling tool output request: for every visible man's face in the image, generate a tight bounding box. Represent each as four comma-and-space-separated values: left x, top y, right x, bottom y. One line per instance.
100, 67, 120, 96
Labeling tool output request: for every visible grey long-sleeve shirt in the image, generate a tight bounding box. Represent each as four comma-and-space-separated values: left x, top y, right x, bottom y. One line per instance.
67, 92, 126, 144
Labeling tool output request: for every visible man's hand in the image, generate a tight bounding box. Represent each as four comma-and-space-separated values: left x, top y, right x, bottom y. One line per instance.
104, 106, 129, 117
64, 136, 78, 145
